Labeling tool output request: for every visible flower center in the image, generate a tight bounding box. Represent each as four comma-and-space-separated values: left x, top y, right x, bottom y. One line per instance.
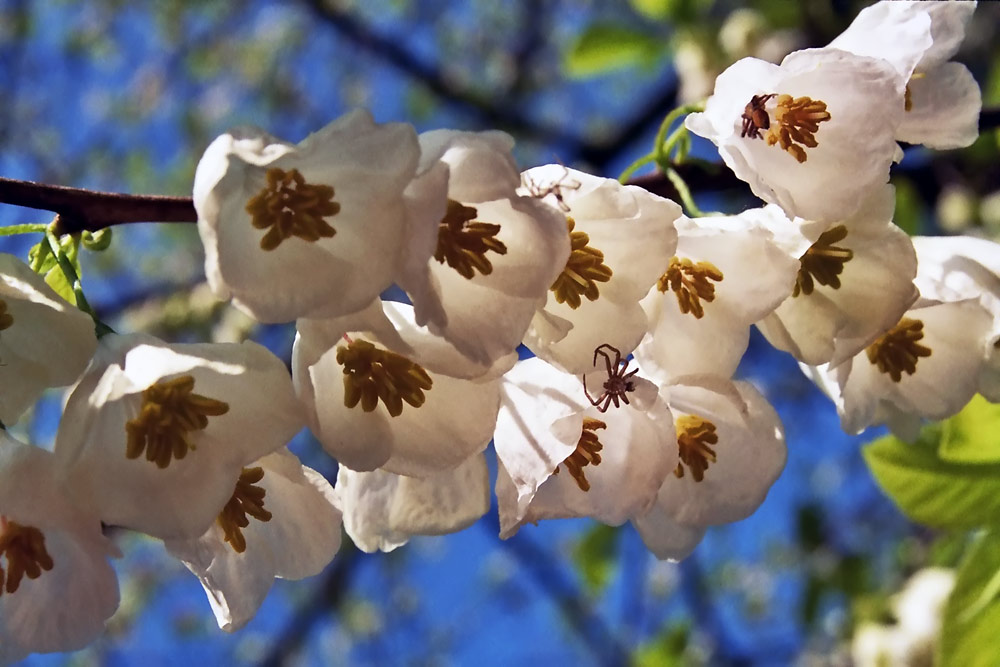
337, 339, 433, 417
549, 217, 613, 309
125, 375, 230, 469
657, 256, 724, 319
244, 167, 341, 251
763, 94, 831, 163
674, 415, 718, 482
554, 417, 607, 492
0, 519, 54, 596
217, 466, 272, 554
866, 317, 932, 382
0, 299, 12, 331
434, 199, 508, 279
793, 224, 853, 297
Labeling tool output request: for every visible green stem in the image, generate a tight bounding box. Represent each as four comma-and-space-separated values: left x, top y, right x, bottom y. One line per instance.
618, 154, 655, 183
44, 227, 112, 336
0, 223, 49, 236
653, 101, 705, 164
666, 167, 710, 218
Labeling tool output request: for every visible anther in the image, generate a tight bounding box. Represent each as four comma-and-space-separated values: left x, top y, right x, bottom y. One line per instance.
434, 199, 507, 279
765, 94, 831, 163
550, 217, 613, 309
658, 256, 724, 319
674, 415, 718, 482
554, 417, 607, 492
866, 317, 932, 382
337, 339, 433, 417
217, 467, 272, 554
245, 167, 341, 251
0, 520, 54, 596
794, 225, 853, 297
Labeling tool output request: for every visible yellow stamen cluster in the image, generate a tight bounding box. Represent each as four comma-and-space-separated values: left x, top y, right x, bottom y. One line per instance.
0, 521, 53, 596
658, 256, 724, 319
554, 417, 607, 492
549, 217, 613, 309
125, 375, 230, 469
245, 167, 341, 251
217, 467, 272, 554
674, 415, 719, 482
337, 339, 433, 417
794, 224, 854, 297
866, 318, 932, 382
434, 199, 508, 279
765, 94, 831, 163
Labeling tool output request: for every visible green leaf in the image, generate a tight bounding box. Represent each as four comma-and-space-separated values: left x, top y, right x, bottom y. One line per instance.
631, 622, 689, 667
564, 23, 664, 78
940, 531, 1000, 667
891, 176, 924, 235
628, 0, 677, 21
863, 430, 1000, 530
572, 524, 618, 593
44, 264, 76, 305
940, 395, 1000, 464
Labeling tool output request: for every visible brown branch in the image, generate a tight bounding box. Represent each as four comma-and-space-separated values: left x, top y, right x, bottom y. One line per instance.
0, 177, 197, 232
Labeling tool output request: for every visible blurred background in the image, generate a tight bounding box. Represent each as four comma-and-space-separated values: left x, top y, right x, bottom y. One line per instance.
1, 0, 999, 664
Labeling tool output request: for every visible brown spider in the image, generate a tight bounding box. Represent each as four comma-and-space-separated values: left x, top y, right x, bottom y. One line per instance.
741, 93, 776, 139
522, 165, 580, 212
583, 344, 639, 412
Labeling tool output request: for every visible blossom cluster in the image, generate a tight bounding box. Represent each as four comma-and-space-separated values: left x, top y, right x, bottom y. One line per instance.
0, 0, 990, 659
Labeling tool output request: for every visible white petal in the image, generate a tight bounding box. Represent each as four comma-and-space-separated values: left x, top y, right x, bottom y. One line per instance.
338, 453, 489, 553
632, 508, 706, 561
897, 62, 981, 149
417, 130, 520, 203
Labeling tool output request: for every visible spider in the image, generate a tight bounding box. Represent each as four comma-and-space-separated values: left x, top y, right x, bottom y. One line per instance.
522, 165, 580, 212
583, 343, 639, 412
740, 93, 776, 139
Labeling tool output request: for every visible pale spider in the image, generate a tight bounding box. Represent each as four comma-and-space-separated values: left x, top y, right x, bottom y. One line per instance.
522, 165, 580, 212
583, 343, 638, 412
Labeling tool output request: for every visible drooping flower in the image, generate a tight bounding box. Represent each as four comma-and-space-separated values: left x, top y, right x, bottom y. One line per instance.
397, 130, 570, 367
55, 333, 305, 540
828, 0, 980, 149
0, 434, 119, 662
164, 448, 341, 632
635, 212, 801, 379
336, 452, 489, 553
193, 109, 420, 323
294, 300, 506, 476
755, 186, 919, 367
631, 377, 786, 561
686, 48, 904, 223
519, 165, 681, 374
493, 357, 676, 538
0, 252, 97, 426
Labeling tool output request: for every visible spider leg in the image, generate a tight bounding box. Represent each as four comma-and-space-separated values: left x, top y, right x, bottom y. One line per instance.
623, 367, 639, 379
601, 394, 613, 412
583, 374, 601, 406
621, 393, 631, 406
593, 345, 615, 377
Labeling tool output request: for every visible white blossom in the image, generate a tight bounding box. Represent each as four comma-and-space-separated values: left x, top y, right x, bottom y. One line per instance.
193, 109, 420, 323
294, 300, 506, 476
828, 0, 980, 149
635, 212, 800, 379
398, 131, 570, 367
337, 452, 489, 553
55, 333, 305, 540
686, 48, 904, 223
164, 448, 342, 632
520, 165, 681, 374
494, 357, 676, 538
755, 186, 919, 366
0, 434, 119, 662
0, 252, 97, 425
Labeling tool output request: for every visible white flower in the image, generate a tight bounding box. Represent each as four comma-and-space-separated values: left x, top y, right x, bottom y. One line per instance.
828, 0, 980, 149
0, 252, 97, 425
686, 48, 904, 223
164, 448, 341, 632
632, 377, 786, 561
397, 131, 570, 367
337, 452, 489, 553
755, 186, 919, 366
635, 212, 801, 379
293, 300, 506, 476
193, 109, 420, 323
55, 333, 305, 540
0, 434, 119, 662
493, 357, 676, 538
520, 165, 681, 374
805, 298, 994, 440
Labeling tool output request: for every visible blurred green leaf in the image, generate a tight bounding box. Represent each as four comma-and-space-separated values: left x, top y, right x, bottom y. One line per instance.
891, 176, 924, 235
564, 23, 664, 78
940, 395, 1000, 464
628, 0, 677, 21
631, 622, 689, 667
864, 428, 1000, 530
940, 531, 1000, 667
572, 524, 618, 593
